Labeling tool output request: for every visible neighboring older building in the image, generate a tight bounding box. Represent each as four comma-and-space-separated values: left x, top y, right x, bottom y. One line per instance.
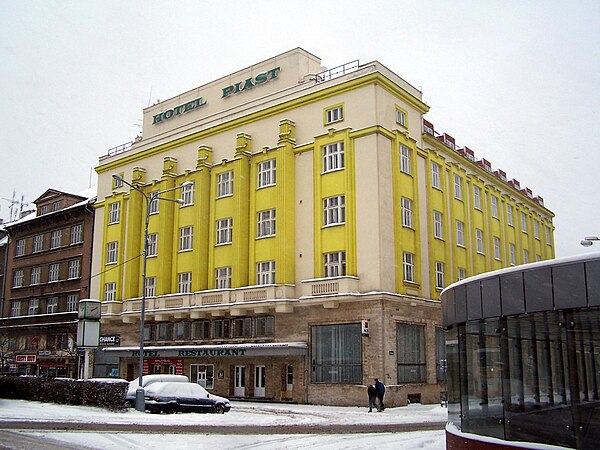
91, 48, 555, 406
0, 189, 95, 377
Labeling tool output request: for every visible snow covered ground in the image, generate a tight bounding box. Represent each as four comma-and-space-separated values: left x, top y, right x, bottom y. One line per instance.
0, 399, 448, 449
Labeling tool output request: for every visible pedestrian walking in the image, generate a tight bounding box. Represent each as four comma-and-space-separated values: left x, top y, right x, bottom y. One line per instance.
367, 384, 378, 412
375, 378, 385, 411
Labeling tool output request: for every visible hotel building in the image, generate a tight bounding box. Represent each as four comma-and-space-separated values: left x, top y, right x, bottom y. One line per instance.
92, 48, 554, 406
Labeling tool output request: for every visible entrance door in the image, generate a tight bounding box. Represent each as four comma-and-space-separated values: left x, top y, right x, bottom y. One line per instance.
234, 365, 245, 397
254, 365, 266, 398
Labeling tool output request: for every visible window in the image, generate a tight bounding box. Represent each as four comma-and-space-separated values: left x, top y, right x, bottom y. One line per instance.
401, 197, 413, 228
507, 204, 514, 226
28, 298, 39, 315
397, 323, 426, 383
13, 270, 24, 287
173, 322, 191, 340
112, 173, 123, 188
324, 251, 346, 277
47, 297, 58, 314
312, 323, 362, 383
11, 301, 21, 317
16, 239, 25, 256
67, 294, 79, 311
476, 229, 484, 254
181, 182, 194, 206
524, 249, 529, 264
39, 205, 48, 215
108, 202, 120, 224
491, 196, 498, 218
536, 254, 542, 262
217, 171, 233, 197
456, 220, 464, 246
178, 272, 192, 293
51, 230, 62, 249
435, 327, 447, 382
190, 364, 214, 389
47, 334, 68, 350
493, 236, 501, 260
215, 267, 231, 289
48, 263, 60, 282
157, 322, 173, 341
106, 241, 118, 264
454, 174, 462, 199
33, 234, 43, 253
216, 218, 233, 245
433, 210, 443, 239
212, 319, 230, 338
257, 209, 276, 238
323, 195, 345, 226
105, 283, 116, 301
400, 145, 411, 174
148, 192, 159, 214
534, 219, 540, 239
68, 259, 80, 279
546, 226, 552, 245
256, 261, 275, 285
179, 226, 193, 251
403, 252, 415, 282
435, 262, 445, 289
458, 267, 467, 281
254, 316, 275, 337
322, 142, 345, 172
431, 162, 441, 189
258, 159, 276, 188
147, 233, 158, 256
521, 212, 528, 233
192, 321, 211, 340
70, 224, 83, 244
473, 185, 481, 209
396, 108, 407, 127
30, 267, 41, 285
325, 105, 343, 124
145, 277, 156, 297
52, 201, 61, 212
509, 243, 516, 265
232, 318, 252, 338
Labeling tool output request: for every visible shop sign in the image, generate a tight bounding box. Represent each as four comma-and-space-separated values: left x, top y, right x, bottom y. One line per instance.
143, 358, 184, 375
221, 67, 281, 98
16, 355, 36, 363
152, 97, 207, 124
178, 349, 247, 357
99, 335, 121, 346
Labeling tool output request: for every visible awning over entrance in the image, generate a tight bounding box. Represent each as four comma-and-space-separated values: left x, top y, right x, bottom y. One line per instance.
101, 342, 308, 358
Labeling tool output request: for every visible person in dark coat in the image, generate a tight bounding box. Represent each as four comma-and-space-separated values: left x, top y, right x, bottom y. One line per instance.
374, 378, 385, 411
367, 384, 378, 412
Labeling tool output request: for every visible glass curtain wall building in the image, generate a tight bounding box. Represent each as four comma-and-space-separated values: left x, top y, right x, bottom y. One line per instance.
441, 254, 600, 449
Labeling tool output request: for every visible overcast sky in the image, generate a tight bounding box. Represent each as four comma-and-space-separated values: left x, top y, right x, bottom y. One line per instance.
1, 0, 598, 258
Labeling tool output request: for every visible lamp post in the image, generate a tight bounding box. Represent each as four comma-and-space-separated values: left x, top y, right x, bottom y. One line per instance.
581, 236, 600, 247
112, 174, 184, 412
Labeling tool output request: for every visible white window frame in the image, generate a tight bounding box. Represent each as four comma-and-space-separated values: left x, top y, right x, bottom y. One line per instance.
401, 197, 413, 228
493, 236, 501, 260
68, 259, 81, 279
67, 294, 79, 312
181, 182, 194, 206
178, 272, 192, 293
11, 301, 21, 317
16, 239, 26, 256
476, 229, 484, 254
534, 219, 540, 239
403, 252, 415, 282
48, 263, 60, 282
105, 283, 116, 302
106, 241, 118, 264
28, 298, 39, 316
47, 297, 58, 314
546, 226, 552, 245
325, 105, 343, 124
507, 204, 514, 226
400, 145, 411, 174
433, 210, 443, 239
458, 267, 467, 281
70, 224, 83, 244
509, 244, 516, 266
454, 174, 462, 199
324, 251, 346, 277
217, 171, 234, 198
524, 249, 530, 264
256, 261, 276, 285
51, 230, 62, 249
179, 226, 193, 251
32, 234, 43, 253
521, 212, 528, 233
147, 233, 158, 256
145, 277, 156, 297
435, 262, 445, 289
473, 186, 481, 210
323, 195, 345, 226
491, 196, 498, 218
431, 162, 441, 189
215, 267, 232, 289
257, 209, 276, 238
322, 142, 345, 173
108, 202, 120, 224
216, 218, 233, 245
30, 267, 41, 285
456, 220, 464, 246
396, 108, 407, 127
258, 159, 277, 188
148, 191, 159, 214
13, 269, 23, 287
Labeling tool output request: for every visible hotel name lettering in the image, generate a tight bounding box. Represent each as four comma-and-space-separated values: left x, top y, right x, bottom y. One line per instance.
152, 67, 281, 125
132, 349, 248, 357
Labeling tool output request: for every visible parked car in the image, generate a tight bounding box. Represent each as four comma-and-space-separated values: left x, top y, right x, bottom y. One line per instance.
144, 382, 231, 414
125, 374, 189, 407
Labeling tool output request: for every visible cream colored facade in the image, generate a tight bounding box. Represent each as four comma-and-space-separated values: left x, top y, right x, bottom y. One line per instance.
92, 48, 554, 407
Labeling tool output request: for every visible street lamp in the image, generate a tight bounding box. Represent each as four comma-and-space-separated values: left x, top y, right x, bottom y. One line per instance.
580, 236, 600, 247
112, 174, 184, 411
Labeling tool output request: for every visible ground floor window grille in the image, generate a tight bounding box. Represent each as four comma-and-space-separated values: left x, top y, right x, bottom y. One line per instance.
397, 322, 426, 383
311, 323, 362, 383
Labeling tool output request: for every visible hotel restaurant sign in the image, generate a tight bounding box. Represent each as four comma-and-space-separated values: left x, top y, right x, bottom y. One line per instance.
152, 67, 281, 125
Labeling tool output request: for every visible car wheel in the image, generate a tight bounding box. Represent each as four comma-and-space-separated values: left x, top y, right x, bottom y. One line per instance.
166, 405, 177, 414
214, 404, 225, 414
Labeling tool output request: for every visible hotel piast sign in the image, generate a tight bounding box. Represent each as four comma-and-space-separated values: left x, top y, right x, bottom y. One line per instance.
222, 67, 281, 98
152, 97, 207, 124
